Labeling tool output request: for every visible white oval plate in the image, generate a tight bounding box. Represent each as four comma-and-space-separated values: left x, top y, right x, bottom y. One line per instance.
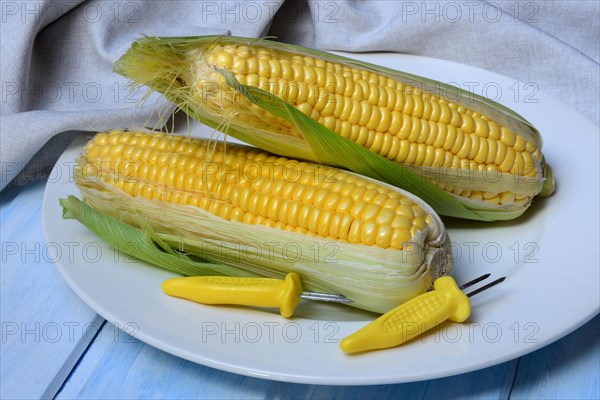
43, 53, 599, 385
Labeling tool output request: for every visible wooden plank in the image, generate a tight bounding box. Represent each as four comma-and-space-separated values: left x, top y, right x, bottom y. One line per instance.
0, 181, 103, 399
57, 322, 517, 399
510, 316, 599, 399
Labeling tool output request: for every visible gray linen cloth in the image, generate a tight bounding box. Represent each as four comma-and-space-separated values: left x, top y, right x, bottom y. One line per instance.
1, 0, 598, 190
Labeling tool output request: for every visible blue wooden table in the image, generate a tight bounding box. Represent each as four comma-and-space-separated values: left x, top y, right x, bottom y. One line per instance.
1, 176, 598, 399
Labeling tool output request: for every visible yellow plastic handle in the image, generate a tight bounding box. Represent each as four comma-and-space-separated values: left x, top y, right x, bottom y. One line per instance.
162, 273, 303, 318
340, 276, 471, 353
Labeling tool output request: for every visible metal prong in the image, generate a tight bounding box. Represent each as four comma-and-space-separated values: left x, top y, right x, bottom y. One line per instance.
459, 273, 491, 291
300, 292, 353, 304
466, 277, 506, 298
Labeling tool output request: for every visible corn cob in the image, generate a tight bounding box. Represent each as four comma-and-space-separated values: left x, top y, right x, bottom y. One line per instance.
73, 130, 452, 313
115, 36, 555, 221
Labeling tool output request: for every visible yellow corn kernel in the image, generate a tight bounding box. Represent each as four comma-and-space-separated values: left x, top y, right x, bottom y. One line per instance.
80, 131, 441, 250
196, 43, 542, 188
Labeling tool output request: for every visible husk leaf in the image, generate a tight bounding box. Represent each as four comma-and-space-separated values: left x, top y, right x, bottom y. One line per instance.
60, 195, 251, 277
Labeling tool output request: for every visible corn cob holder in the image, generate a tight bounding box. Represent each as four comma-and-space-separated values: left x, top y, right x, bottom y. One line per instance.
340, 274, 505, 353
114, 35, 555, 221
63, 130, 452, 313
162, 273, 352, 318
160, 271, 503, 354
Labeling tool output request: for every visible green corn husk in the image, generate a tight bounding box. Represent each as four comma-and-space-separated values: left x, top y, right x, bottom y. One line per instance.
60, 195, 252, 277
114, 35, 554, 221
